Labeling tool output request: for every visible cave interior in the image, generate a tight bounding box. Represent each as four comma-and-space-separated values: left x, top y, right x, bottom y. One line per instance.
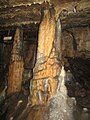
0, 0, 90, 120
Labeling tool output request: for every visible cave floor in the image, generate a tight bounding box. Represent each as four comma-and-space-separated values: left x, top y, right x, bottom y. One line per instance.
0, 82, 90, 120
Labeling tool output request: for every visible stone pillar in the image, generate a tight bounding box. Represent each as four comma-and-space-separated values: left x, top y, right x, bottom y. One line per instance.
7, 28, 24, 95
30, 9, 61, 105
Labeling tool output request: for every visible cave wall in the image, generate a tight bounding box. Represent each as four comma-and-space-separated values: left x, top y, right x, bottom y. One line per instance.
61, 27, 90, 109
61, 27, 90, 60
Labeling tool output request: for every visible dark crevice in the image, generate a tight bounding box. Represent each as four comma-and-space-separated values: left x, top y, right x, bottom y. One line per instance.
0, 30, 15, 88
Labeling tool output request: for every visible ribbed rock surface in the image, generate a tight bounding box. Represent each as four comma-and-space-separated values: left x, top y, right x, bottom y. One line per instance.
7, 28, 24, 95
30, 9, 61, 105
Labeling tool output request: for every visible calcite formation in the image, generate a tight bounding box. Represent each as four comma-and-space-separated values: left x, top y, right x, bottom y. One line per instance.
7, 28, 24, 95
30, 9, 61, 105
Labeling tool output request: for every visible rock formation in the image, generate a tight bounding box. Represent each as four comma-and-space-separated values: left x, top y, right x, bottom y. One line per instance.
7, 28, 24, 95
30, 8, 61, 105
0, 0, 90, 120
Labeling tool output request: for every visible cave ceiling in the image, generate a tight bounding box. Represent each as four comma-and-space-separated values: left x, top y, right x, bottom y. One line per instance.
0, 0, 78, 5
0, 0, 89, 8
0, 0, 89, 29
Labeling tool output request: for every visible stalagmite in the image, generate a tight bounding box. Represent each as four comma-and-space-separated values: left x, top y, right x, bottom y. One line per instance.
29, 8, 61, 105
7, 28, 24, 95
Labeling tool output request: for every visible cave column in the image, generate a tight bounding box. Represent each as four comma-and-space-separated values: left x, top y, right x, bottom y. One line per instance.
7, 28, 24, 95
30, 9, 61, 105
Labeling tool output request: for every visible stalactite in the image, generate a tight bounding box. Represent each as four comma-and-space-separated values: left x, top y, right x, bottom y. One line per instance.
29, 8, 61, 105
7, 28, 24, 95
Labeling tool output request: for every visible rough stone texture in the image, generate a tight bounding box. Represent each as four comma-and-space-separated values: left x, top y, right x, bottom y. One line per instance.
61, 27, 90, 110
7, 28, 24, 95
51, 0, 90, 19
43, 69, 90, 120
8, 0, 45, 6
61, 27, 90, 65
0, 0, 90, 29
0, 4, 41, 28
64, 58, 90, 109
30, 9, 60, 105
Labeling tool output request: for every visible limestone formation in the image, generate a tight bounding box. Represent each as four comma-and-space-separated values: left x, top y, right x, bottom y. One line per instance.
30, 9, 61, 105
7, 28, 24, 95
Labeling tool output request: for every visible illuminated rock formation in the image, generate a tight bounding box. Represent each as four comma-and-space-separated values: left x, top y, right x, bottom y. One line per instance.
7, 28, 24, 95
30, 9, 61, 105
